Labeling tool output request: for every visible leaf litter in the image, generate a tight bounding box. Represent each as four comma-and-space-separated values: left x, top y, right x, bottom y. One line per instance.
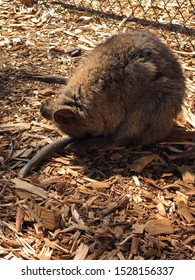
0, 0, 194, 260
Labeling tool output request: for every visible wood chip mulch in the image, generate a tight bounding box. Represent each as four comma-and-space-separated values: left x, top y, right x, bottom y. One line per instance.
0, 0, 194, 260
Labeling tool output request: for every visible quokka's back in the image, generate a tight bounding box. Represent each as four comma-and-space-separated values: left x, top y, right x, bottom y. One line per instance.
41, 30, 185, 149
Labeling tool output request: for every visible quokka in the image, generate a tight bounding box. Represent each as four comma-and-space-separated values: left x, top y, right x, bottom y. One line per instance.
41, 30, 185, 150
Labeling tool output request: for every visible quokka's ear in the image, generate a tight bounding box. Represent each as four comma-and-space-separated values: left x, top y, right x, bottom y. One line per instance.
53, 107, 78, 124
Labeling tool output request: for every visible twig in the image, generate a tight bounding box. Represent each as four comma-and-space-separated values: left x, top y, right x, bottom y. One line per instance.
173, 50, 195, 55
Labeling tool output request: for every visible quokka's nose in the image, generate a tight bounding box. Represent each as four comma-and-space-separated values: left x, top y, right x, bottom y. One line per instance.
40, 99, 53, 120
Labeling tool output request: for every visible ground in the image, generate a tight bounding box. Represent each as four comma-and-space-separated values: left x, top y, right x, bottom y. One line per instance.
0, 0, 194, 260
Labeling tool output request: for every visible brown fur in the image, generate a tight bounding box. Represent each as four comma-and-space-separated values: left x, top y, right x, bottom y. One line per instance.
41, 30, 185, 150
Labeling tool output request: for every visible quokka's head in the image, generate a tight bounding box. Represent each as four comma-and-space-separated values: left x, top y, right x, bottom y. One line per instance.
40, 88, 101, 138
